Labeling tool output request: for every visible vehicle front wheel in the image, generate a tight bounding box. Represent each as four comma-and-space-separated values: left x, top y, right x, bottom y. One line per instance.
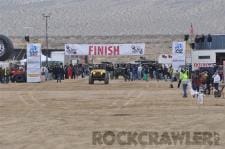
104, 74, 109, 84
14, 74, 26, 83
89, 76, 94, 84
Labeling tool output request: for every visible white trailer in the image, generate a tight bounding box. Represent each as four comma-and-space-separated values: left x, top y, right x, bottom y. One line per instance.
191, 49, 225, 70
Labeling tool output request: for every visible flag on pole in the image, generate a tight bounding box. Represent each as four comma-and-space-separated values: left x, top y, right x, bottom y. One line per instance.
189, 23, 194, 36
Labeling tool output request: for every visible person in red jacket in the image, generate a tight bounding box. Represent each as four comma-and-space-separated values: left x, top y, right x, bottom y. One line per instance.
192, 71, 200, 92
67, 64, 73, 79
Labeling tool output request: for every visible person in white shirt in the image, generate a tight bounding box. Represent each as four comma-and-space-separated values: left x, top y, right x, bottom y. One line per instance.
138, 65, 142, 80
44, 66, 49, 81
212, 71, 220, 91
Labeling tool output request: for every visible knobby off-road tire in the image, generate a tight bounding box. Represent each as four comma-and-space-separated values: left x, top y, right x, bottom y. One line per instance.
14, 74, 26, 83
0, 35, 14, 61
89, 75, 94, 84
104, 73, 109, 84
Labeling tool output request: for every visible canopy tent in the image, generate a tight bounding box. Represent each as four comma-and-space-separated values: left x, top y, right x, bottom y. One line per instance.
20, 54, 51, 65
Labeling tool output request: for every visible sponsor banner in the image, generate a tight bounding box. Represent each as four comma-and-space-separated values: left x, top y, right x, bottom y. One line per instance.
158, 54, 172, 64
192, 63, 215, 70
172, 41, 186, 70
27, 43, 41, 83
65, 44, 145, 56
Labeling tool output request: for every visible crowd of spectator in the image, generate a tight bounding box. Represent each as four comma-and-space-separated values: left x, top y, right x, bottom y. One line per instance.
0, 67, 10, 83
2, 61, 224, 100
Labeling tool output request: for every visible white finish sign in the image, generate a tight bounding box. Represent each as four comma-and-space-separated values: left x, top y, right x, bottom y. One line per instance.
65, 44, 145, 56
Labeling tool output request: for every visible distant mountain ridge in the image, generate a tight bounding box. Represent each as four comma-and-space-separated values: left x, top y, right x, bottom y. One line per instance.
0, 0, 224, 36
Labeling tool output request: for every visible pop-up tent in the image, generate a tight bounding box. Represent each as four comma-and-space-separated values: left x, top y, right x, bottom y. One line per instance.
20, 54, 51, 65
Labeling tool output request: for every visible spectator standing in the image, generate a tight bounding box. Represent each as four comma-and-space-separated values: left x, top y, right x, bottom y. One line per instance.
205, 72, 211, 95
44, 66, 49, 81
180, 69, 189, 97
3, 67, 10, 83
212, 71, 220, 91
41, 67, 46, 82
207, 34, 212, 49
67, 64, 73, 79
72, 65, 77, 79
0, 67, 3, 83
129, 65, 133, 81
138, 65, 142, 80
192, 71, 200, 92
56, 64, 64, 83
64, 65, 68, 79
143, 65, 149, 81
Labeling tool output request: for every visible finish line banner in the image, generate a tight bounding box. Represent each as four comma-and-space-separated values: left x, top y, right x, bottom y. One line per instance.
27, 43, 41, 83
65, 44, 145, 56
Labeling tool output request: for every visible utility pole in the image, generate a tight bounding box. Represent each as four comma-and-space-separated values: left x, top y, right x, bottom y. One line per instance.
42, 14, 50, 66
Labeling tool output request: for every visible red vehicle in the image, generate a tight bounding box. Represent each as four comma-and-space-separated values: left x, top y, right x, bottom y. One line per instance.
10, 67, 26, 83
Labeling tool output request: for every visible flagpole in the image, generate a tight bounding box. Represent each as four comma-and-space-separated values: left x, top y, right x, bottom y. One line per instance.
189, 23, 194, 75
190, 23, 194, 43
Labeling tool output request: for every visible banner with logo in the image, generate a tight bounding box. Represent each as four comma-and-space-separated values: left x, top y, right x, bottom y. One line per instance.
27, 43, 41, 83
158, 54, 172, 64
65, 44, 145, 56
193, 63, 215, 70
172, 41, 186, 70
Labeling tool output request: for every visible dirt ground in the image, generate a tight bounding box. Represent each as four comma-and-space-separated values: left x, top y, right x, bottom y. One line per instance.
0, 78, 225, 149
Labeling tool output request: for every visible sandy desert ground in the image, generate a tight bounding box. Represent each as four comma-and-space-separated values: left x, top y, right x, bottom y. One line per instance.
0, 78, 225, 149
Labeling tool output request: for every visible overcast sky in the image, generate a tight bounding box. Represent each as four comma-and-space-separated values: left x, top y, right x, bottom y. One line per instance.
0, 0, 225, 36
